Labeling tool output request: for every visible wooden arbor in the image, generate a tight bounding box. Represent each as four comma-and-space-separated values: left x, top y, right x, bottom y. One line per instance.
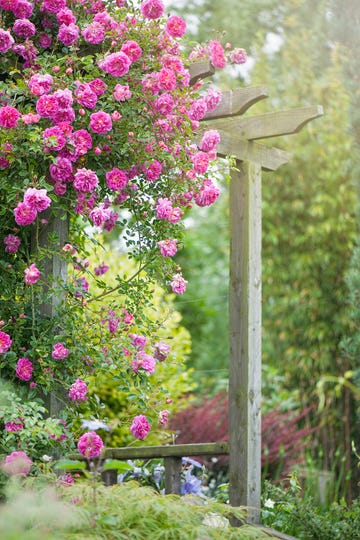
196, 65, 323, 521
103, 66, 322, 529
43, 62, 323, 528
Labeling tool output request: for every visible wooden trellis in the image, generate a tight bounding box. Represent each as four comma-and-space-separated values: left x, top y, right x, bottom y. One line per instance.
43, 62, 322, 531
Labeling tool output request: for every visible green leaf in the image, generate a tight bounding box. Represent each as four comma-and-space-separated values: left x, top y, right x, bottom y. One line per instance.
54, 459, 86, 471
102, 459, 133, 472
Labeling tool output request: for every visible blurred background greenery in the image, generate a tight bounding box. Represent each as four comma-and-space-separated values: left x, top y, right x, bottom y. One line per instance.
163, 0, 360, 503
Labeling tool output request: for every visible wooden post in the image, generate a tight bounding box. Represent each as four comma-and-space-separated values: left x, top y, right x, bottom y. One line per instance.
229, 160, 262, 523
164, 456, 182, 495
34, 209, 68, 418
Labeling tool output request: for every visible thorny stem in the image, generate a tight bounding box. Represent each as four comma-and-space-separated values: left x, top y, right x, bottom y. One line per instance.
87, 258, 155, 304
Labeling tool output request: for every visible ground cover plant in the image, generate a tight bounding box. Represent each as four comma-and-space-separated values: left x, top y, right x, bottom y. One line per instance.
261, 474, 360, 540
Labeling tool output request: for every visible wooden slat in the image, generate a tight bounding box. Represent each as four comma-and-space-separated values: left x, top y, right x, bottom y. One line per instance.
229, 161, 262, 524
215, 130, 291, 171
104, 442, 229, 460
203, 86, 269, 120
189, 60, 215, 85
208, 105, 323, 140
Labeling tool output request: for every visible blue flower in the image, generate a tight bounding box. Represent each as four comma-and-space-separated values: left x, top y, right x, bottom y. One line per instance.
181, 468, 202, 495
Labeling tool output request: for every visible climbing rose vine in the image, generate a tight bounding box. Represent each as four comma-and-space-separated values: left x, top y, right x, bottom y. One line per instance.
0, 0, 246, 463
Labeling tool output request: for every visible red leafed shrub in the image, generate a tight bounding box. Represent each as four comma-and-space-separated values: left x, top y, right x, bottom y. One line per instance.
169, 392, 316, 479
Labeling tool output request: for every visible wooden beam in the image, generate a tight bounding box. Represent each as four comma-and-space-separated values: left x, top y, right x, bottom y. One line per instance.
189, 60, 215, 85
229, 160, 262, 524
214, 130, 291, 171
203, 86, 269, 120
104, 442, 229, 460
208, 105, 323, 140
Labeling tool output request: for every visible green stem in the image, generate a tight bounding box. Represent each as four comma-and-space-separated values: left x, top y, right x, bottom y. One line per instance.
87, 259, 155, 304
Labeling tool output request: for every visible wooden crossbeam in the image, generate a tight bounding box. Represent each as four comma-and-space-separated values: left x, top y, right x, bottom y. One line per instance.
203, 86, 269, 120
189, 60, 215, 84
215, 130, 291, 171
104, 442, 229, 460
207, 105, 324, 140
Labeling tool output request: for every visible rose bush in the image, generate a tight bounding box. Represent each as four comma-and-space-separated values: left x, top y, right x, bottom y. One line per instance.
0, 0, 245, 465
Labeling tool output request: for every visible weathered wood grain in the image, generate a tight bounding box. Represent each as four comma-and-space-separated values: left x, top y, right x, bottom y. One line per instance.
104, 442, 229, 460
215, 130, 291, 171
164, 457, 182, 495
33, 210, 68, 419
208, 105, 323, 140
203, 86, 269, 120
189, 60, 215, 84
228, 161, 262, 524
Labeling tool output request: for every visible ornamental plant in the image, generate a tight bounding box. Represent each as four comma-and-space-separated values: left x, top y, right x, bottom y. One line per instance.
0, 0, 246, 464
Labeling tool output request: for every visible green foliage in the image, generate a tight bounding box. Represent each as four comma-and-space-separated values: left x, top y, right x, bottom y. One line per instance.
0, 474, 274, 540
0, 478, 84, 540
174, 185, 230, 390
81, 246, 195, 447
0, 379, 71, 461
251, 0, 358, 491
261, 475, 360, 539
58, 480, 271, 539
172, 0, 359, 491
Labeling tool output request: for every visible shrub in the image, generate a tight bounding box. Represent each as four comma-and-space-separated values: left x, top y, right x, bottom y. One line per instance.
261, 475, 360, 539
170, 392, 316, 479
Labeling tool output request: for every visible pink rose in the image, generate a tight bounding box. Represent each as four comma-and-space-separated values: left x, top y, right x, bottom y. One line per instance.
78, 431, 103, 458
0, 106, 20, 128
120, 40, 142, 62
0, 29, 14, 53
82, 21, 105, 44
0, 330, 12, 354
199, 130, 221, 152
130, 414, 150, 439
16, 357, 33, 381
106, 168, 128, 190
14, 202, 37, 226
157, 238, 177, 257
69, 379, 88, 401
13, 18, 36, 38
24, 188, 51, 212
171, 273, 187, 294
192, 151, 210, 174
209, 40, 226, 69
2, 451, 32, 476
74, 168, 99, 192
194, 179, 220, 207
4, 234, 21, 253
99, 52, 131, 77
89, 111, 112, 134
24, 263, 41, 285
52, 342, 69, 359
140, 0, 164, 19
165, 16, 186, 38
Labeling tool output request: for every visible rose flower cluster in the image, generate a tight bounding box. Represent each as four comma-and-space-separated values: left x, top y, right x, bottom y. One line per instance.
0, 0, 246, 456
